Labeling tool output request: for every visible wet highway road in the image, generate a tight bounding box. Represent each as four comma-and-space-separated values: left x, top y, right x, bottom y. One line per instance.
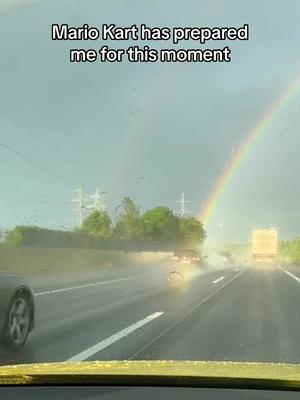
1, 263, 299, 365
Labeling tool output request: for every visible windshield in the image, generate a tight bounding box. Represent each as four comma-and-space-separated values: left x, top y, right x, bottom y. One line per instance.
0, 0, 300, 374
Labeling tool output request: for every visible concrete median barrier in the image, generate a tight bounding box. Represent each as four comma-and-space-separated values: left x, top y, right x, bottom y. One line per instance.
0, 247, 172, 281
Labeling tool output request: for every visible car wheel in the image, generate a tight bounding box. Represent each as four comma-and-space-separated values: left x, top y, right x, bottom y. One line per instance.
4, 294, 31, 350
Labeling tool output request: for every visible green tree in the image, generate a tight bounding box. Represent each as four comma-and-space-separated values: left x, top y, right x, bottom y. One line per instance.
6, 226, 26, 247
5, 225, 40, 247
280, 238, 300, 264
142, 207, 180, 242
179, 216, 206, 246
81, 210, 112, 237
113, 197, 142, 239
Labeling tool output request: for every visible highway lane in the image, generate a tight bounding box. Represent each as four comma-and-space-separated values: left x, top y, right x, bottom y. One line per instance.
0, 263, 238, 364
0, 263, 299, 365
130, 264, 300, 363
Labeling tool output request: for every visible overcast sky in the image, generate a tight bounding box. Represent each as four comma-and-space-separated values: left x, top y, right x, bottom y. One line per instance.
0, 0, 300, 243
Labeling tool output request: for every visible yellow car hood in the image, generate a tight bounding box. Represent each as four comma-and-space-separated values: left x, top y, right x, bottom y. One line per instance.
0, 361, 300, 389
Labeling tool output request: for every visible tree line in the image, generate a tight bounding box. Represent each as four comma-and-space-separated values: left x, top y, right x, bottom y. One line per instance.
279, 239, 300, 264
81, 197, 206, 247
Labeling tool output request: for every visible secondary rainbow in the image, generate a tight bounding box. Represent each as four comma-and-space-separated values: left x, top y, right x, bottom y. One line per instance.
198, 74, 300, 224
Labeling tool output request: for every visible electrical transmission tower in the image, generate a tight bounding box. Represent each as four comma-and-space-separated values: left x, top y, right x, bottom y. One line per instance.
86, 189, 107, 212
71, 186, 84, 228
176, 192, 193, 217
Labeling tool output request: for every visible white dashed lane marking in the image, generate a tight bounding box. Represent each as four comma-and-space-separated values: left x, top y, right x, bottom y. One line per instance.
66, 311, 164, 362
212, 276, 225, 284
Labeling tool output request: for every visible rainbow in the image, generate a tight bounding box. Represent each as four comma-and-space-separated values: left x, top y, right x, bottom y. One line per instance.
198, 74, 300, 224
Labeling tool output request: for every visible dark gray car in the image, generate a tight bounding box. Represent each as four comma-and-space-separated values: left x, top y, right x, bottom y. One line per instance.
0, 273, 35, 350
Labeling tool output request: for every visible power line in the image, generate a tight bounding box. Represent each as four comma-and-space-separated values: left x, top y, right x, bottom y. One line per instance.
0, 112, 81, 181
0, 141, 74, 187
0, 111, 40, 141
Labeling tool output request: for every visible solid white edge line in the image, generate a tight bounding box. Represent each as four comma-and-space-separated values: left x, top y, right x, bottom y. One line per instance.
277, 265, 300, 283
212, 276, 225, 284
34, 274, 151, 296
66, 311, 164, 362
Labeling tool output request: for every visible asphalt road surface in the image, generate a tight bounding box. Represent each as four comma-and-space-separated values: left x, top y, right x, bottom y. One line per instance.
1, 262, 300, 365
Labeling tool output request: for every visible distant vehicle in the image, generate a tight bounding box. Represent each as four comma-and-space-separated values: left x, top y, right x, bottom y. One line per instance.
218, 251, 235, 265
171, 249, 204, 267
0, 273, 35, 350
252, 229, 278, 264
